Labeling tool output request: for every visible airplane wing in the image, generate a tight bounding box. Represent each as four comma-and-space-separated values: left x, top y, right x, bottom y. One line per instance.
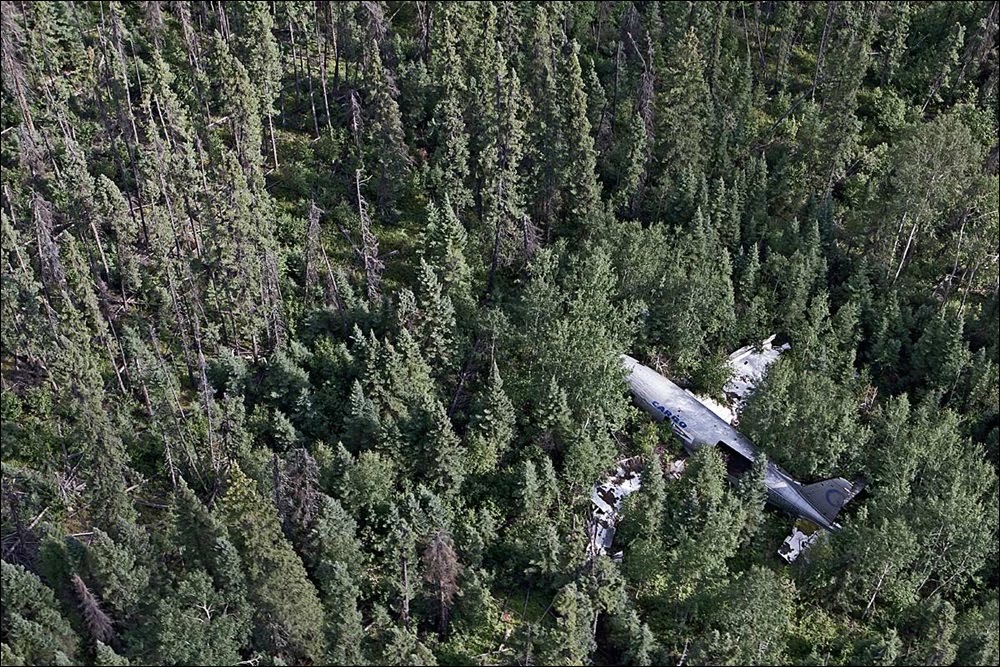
687, 335, 791, 425
723, 334, 791, 419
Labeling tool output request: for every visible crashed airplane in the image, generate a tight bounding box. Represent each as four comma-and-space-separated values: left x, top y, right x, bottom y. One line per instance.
621, 347, 864, 534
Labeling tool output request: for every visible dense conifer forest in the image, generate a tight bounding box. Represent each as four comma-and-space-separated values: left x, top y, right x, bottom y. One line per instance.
1, 2, 998, 665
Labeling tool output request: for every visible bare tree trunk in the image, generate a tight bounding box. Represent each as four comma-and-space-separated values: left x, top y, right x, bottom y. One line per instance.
100, 5, 151, 246
306, 25, 320, 139
317, 9, 334, 135
289, 14, 302, 111
0, 4, 37, 138
332, 4, 342, 91
893, 220, 919, 284
355, 170, 383, 303
400, 554, 411, 628
863, 564, 891, 618
269, 115, 280, 169
811, 2, 837, 99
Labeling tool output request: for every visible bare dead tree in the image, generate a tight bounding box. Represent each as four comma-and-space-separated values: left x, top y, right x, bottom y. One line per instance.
72, 574, 117, 646
277, 448, 321, 540
304, 204, 322, 298
0, 3, 36, 137
349, 89, 364, 154
316, 5, 334, 135
423, 529, 462, 638
416, 1, 432, 62
810, 2, 837, 99
32, 193, 68, 303
303, 10, 321, 139
0, 477, 41, 568
362, 0, 388, 58
262, 248, 286, 350
955, 0, 999, 90
305, 202, 345, 312
355, 170, 384, 304
144, 0, 165, 50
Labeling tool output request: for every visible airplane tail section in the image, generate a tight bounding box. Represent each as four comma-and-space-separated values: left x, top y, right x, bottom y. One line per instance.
800, 477, 857, 526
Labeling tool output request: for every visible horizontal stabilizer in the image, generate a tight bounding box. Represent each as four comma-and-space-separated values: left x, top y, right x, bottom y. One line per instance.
800, 477, 854, 525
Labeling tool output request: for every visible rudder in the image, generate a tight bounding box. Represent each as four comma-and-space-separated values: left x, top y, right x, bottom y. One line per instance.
800, 478, 854, 526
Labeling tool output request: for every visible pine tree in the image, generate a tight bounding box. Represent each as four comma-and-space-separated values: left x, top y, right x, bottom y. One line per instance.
364, 42, 411, 218
476, 30, 533, 296
543, 582, 596, 665
219, 464, 326, 663
81, 529, 149, 621
419, 398, 466, 499
94, 641, 129, 666
524, 4, 563, 233
531, 376, 575, 454
343, 379, 381, 452
735, 243, 769, 345
661, 448, 744, 603
736, 453, 769, 546
688, 566, 795, 665
465, 361, 516, 475
233, 2, 281, 169
610, 111, 648, 217
910, 312, 971, 397
308, 496, 365, 665
650, 28, 712, 222
813, 3, 879, 194
429, 8, 473, 215
148, 569, 251, 665
527, 522, 563, 579
416, 259, 457, 374
1, 561, 79, 665
417, 199, 474, 313
557, 40, 603, 238
208, 32, 265, 187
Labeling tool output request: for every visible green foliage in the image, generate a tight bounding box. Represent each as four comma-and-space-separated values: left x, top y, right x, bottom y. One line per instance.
219, 465, 326, 663
465, 361, 516, 475
740, 355, 870, 477
2, 2, 997, 664
147, 570, 250, 665
688, 566, 796, 665
0, 561, 78, 665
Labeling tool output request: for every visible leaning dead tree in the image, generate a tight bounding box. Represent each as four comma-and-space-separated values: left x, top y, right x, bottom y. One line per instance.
355, 169, 384, 304
335, 171, 384, 306
344, 89, 384, 305
72, 574, 117, 647
304, 202, 345, 313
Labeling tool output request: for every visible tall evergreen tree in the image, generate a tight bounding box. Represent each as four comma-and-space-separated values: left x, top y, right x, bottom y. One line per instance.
219, 464, 326, 663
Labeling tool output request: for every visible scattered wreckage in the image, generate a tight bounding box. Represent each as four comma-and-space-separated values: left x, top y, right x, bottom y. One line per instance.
588, 337, 865, 564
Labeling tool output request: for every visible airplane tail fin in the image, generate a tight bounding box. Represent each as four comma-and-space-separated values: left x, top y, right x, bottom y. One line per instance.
800, 477, 860, 526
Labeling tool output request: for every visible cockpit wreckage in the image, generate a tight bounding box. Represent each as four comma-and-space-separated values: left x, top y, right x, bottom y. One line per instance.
587, 337, 866, 564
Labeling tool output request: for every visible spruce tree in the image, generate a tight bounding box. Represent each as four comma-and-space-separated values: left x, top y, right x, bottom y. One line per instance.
416, 259, 458, 374
1, 561, 79, 665
219, 464, 326, 663
465, 361, 516, 475
428, 8, 473, 215
364, 42, 411, 219
557, 40, 603, 238
650, 28, 712, 222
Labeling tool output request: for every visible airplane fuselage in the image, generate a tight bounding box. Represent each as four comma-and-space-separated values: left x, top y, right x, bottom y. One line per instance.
622, 355, 839, 531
